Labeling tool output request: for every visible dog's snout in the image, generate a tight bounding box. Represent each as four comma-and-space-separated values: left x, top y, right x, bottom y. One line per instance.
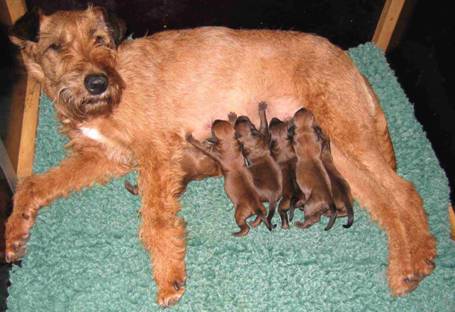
84, 74, 108, 95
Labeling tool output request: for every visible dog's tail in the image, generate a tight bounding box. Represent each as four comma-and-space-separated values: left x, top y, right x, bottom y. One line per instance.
324, 205, 337, 231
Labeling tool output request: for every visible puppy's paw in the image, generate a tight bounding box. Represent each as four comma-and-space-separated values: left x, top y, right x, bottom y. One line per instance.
228, 112, 237, 124
124, 180, 139, 195
258, 101, 268, 111
185, 133, 194, 142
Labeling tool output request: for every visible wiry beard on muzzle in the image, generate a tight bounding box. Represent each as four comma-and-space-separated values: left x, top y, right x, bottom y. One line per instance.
56, 82, 122, 122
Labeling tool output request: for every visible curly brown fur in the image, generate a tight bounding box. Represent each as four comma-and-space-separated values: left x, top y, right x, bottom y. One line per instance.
186, 121, 272, 236
290, 108, 337, 230
233, 103, 283, 227
6, 7, 436, 305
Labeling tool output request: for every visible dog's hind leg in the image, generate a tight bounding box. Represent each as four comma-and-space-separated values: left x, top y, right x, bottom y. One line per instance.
3, 150, 129, 263
333, 147, 436, 296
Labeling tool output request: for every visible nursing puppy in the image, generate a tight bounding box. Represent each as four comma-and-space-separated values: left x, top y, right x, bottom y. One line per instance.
290, 108, 337, 230
232, 103, 283, 227
315, 126, 354, 228
268, 117, 304, 228
186, 120, 272, 236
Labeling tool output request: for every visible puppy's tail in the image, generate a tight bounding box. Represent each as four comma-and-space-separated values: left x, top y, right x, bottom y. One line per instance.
258, 212, 273, 231
324, 205, 337, 231
343, 200, 354, 229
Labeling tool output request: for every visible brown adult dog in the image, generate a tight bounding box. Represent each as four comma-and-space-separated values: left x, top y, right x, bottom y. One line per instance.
268, 117, 304, 228
6, 6, 436, 306
315, 126, 354, 228
290, 108, 337, 230
186, 122, 273, 236
232, 103, 283, 227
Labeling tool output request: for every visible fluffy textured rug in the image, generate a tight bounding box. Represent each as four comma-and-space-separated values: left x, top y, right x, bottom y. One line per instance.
7, 43, 454, 311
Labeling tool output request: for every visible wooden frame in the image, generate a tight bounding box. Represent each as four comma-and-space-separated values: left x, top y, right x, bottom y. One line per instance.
1, 0, 404, 178
373, 0, 406, 51
1, 0, 40, 179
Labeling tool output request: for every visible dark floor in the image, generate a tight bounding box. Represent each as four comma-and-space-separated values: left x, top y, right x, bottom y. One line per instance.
1, 1, 454, 311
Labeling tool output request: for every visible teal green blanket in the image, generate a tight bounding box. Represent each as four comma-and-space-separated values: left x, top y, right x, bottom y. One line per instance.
7, 43, 454, 311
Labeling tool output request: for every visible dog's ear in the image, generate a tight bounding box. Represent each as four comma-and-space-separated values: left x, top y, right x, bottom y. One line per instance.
102, 9, 126, 46
9, 8, 41, 47
9, 8, 45, 81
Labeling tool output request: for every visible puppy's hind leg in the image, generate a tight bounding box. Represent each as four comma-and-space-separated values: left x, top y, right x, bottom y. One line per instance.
266, 199, 279, 228
277, 197, 290, 229
324, 204, 337, 231
233, 206, 250, 237
343, 199, 354, 228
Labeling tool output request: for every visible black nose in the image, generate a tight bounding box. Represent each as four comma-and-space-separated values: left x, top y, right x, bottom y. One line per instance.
84, 74, 108, 95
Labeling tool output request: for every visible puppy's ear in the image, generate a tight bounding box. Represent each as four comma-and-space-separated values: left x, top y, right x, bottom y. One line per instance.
102, 9, 126, 46
287, 121, 296, 139
9, 8, 41, 47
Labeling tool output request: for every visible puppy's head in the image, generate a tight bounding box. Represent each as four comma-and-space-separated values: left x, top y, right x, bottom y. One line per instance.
211, 120, 235, 142
269, 117, 294, 157
9, 6, 126, 122
234, 115, 263, 146
292, 107, 315, 130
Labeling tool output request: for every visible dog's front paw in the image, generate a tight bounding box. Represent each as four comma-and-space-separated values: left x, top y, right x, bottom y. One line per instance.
5, 237, 28, 263
157, 285, 185, 307
4, 210, 35, 262
5, 223, 31, 263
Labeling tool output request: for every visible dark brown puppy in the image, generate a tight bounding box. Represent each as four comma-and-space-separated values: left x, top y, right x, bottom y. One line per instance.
232, 103, 283, 227
186, 120, 272, 236
315, 126, 354, 228
268, 117, 305, 228
125, 142, 221, 196
290, 108, 337, 230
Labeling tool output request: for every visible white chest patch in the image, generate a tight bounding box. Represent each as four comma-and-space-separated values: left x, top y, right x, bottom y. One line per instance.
80, 127, 107, 144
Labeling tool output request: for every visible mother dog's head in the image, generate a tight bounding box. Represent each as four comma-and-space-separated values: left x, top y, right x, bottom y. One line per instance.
10, 6, 126, 122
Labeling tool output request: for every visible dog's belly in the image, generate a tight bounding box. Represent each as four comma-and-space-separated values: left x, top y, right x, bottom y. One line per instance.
118, 28, 378, 153
188, 95, 301, 139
